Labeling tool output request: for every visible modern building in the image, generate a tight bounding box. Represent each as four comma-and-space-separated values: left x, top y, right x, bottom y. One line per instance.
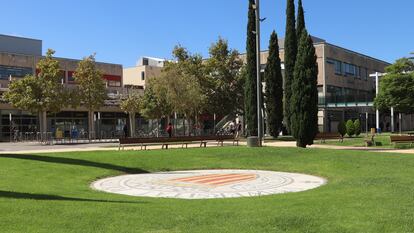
123, 56, 165, 89
241, 36, 392, 133
0, 34, 127, 141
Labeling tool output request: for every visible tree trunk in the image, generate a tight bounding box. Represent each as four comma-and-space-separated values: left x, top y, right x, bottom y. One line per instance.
156, 119, 159, 138
38, 111, 47, 141
129, 113, 136, 138
88, 110, 95, 141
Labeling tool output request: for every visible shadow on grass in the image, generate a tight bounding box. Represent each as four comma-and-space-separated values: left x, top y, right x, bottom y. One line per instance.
0, 154, 148, 174
0, 190, 145, 203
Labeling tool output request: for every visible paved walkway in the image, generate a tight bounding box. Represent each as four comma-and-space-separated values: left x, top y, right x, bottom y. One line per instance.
0, 140, 413, 154
0, 141, 239, 154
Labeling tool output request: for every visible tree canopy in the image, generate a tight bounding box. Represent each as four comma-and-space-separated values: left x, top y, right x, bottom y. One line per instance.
290, 30, 318, 148
74, 54, 106, 111
264, 31, 284, 138
374, 58, 414, 113
244, 0, 259, 136
4, 49, 66, 114
204, 37, 244, 116
284, 0, 297, 133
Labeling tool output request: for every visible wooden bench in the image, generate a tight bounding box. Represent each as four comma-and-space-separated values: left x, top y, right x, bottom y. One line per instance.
315, 132, 343, 143
390, 135, 414, 145
118, 135, 239, 150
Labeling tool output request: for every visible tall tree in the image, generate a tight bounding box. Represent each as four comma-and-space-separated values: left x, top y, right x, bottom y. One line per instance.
374, 58, 414, 113
284, 0, 297, 134
74, 54, 107, 140
120, 93, 142, 138
264, 31, 283, 138
4, 49, 66, 138
290, 29, 318, 148
204, 37, 244, 116
296, 0, 306, 40
150, 46, 206, 135
244, 0, 258, 136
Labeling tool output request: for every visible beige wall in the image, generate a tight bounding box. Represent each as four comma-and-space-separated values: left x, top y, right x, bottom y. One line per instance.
123, 65, 162, 87
323, 44, 389, 91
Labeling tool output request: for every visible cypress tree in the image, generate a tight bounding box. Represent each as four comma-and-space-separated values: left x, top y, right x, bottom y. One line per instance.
265, 31, 283, 138
284, 0, 297, 134
296, 0, 306, 40
244, 0, 258, 136
290, 29, 318, 148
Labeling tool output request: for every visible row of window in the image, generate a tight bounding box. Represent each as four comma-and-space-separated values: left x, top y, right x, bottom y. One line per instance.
0, 65, 33, 80
329, 59, 368, 80
1, 65, 122, 87
325, 85, 374, 103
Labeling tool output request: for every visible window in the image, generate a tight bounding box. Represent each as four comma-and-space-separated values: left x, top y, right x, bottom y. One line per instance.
356, 66, 361, 79
0, 65, 33, 80
363, 68, 368, 80
141, 71, 145, 81
68, 71, 75, 82
142, 58, 149, 66
333, 60, 342, 75
327, 59, 342, 75
344, 63, 357, 76
108, 81, 121, 87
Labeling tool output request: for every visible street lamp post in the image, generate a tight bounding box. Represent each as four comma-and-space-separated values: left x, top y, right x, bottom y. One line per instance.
254, 0, 263, 146
369, 72, 386, 133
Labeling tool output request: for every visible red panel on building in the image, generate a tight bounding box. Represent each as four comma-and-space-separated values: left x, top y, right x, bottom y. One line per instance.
103, 74, 122, 81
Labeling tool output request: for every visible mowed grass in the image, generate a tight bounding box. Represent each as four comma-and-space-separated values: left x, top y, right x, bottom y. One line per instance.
317, 133, 414, 149
1, 147, 414, 233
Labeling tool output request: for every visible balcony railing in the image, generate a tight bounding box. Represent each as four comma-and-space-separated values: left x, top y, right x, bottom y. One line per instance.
318, 95, 374, 108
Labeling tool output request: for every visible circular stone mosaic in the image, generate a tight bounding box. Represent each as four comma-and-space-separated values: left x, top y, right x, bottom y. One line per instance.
91, 170, 326, 199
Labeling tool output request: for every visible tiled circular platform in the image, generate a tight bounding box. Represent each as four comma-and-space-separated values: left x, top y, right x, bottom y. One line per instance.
91, 170, 326, 199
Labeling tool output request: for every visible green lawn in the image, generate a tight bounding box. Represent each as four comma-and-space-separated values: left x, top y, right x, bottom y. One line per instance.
316, 133, 414, 149
1, 147, 414, 232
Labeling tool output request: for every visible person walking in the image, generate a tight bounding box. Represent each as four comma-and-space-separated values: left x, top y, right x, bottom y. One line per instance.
123, 124, 128, 138
166, 123, 173, 138
229, 120, 236, 135
236, 121, 242, 139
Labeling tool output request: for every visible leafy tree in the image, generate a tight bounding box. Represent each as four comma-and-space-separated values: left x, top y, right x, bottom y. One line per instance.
374, 58, 414, 113
4, 49, 66, 137
290, 29, 318, 148
354, 119, 361, 136
120, 93, 142, 138
140, 85, 167, 120
296, 0, 306, 40
244, 0, 258, 136
204, 38, 244, 116
284, 0, 297, 134
337, 121, 346, 137
150, 47, 206, 135
74, 54, 106, 139
346, 120, 355, 137
264, 31, 283, 138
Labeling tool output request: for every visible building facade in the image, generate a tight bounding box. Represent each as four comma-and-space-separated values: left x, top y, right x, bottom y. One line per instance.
0, 34, 126, 141
123, 56, 164, 89
241, 36, 392, 133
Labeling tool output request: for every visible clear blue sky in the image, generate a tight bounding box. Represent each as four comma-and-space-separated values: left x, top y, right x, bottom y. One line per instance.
1, 0, 413, 66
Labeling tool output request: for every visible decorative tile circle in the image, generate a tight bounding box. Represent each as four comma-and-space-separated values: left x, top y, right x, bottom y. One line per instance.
91, 170, 326, 199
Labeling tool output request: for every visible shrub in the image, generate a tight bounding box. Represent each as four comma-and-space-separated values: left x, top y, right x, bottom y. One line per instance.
346, 120, 355, 137
337, 121, 346, 137
354, 119, 361, 136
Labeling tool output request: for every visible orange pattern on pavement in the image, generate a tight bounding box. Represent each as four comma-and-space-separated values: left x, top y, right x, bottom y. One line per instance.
170, 173, 258, 186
